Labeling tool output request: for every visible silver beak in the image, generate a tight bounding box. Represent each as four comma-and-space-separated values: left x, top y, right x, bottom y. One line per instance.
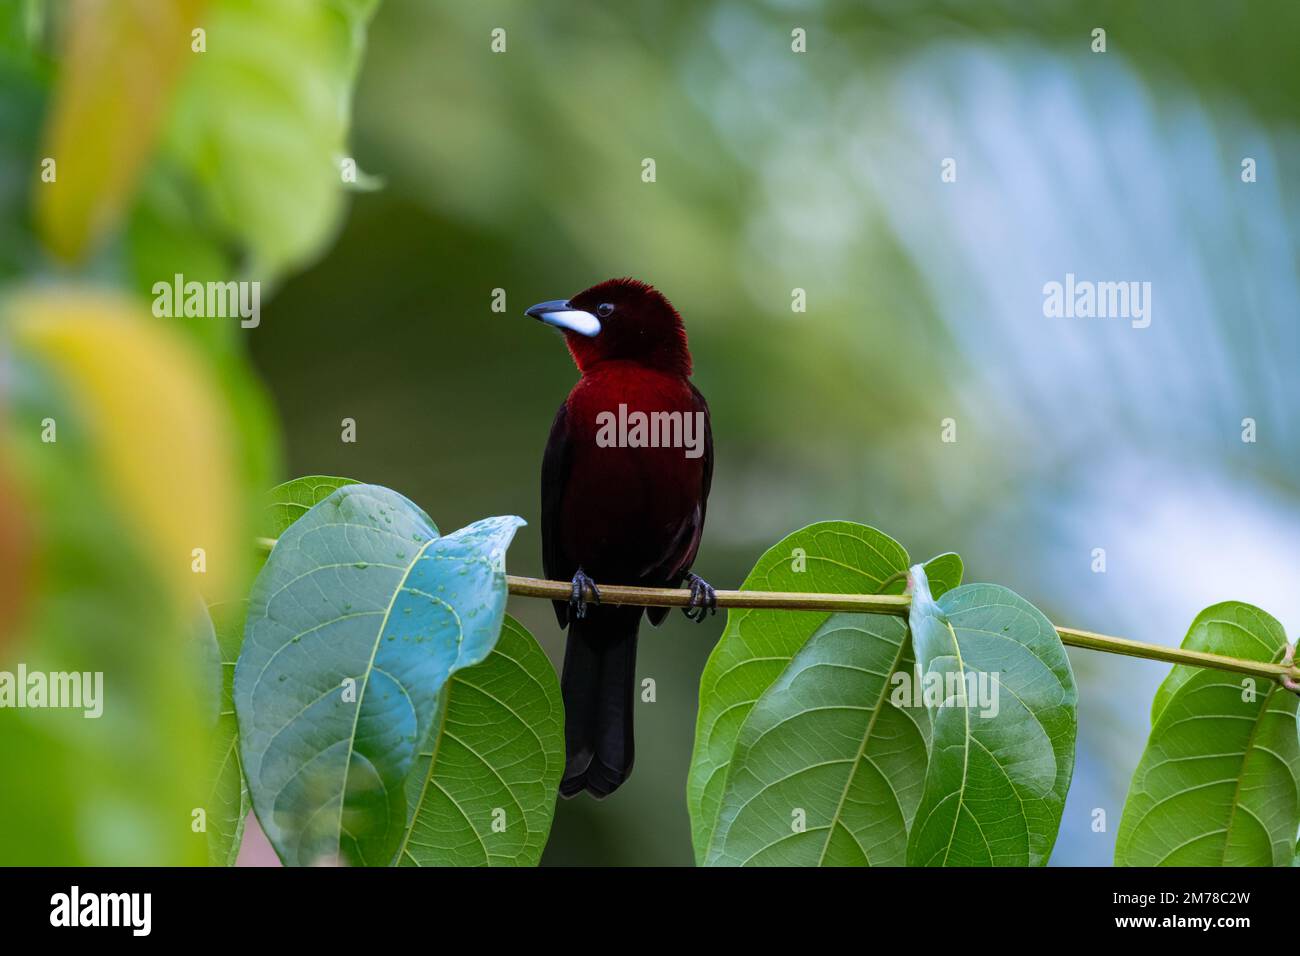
525, 299, 601, 337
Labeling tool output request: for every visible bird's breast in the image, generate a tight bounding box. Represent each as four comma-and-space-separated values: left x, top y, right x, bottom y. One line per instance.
559, 366, 706, 579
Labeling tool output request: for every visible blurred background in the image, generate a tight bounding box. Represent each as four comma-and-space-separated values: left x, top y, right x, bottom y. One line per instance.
2, 0, 1297, 866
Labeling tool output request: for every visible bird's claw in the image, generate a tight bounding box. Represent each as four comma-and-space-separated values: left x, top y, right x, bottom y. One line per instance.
569, 568, 600, 620
1281, 642, 1300, 695
683, 573, 717, 622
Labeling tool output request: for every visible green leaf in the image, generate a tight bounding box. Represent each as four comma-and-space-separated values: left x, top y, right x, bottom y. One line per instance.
905, 567, 1077, 866
918, 552, 963, 599
688, 521, 958, 863
1115, 602, 1300, 866
135, 0, 383, 284
397, 616, 563, 866
198, 476, 360, 865
234, 484, 523, 866
264, 474, 359, 538
702, 611, 928, 865
199, 599, 250, 866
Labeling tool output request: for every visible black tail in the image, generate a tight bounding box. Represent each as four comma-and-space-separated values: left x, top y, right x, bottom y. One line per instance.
559, 604, 642, 798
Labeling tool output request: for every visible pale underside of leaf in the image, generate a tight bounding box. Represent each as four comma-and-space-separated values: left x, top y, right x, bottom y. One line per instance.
236, 484, 521, 866
1116, 602, 1300, 866
905, 577, 1077, 867
704, 612, 929, 866
688, 522, 914, 864
396, 616, 564, 867
205, 599, 250, 866
689, 523, 962, 865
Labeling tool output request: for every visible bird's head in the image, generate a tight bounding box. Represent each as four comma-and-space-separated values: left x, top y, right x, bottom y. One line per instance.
525, 278, 691, 376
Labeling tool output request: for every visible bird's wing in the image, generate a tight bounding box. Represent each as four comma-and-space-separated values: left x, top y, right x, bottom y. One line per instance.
692, 382, 714, 523
646, 384, 713, 625
678, 383, 713, 569
541, 399, 575, 628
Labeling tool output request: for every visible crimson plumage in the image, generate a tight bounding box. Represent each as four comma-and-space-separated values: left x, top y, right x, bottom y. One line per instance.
528, 278, 714, 798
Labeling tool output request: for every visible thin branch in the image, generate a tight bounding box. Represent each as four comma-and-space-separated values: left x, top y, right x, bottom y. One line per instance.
505, 574, 1300, 687
505, 575, 911, 614
252, 536, 1298, 686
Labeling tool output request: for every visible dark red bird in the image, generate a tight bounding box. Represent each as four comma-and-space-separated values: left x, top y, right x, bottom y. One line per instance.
527, 278, 714, 798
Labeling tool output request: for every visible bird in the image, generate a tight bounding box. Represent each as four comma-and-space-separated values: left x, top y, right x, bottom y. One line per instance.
526, 278, 715, 798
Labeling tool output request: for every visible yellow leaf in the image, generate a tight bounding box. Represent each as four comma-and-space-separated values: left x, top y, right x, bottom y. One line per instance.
8, 287, 242, 602
35, 0, 209, 261
0, 459, 33, 656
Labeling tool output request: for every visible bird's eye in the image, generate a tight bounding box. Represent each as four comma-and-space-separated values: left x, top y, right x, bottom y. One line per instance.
596, 303, 615, 318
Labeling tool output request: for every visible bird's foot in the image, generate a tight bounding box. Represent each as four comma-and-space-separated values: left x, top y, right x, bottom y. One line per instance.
1281, 642, 1299, 695
683, 573, 717, 622
569, 568, 601, 620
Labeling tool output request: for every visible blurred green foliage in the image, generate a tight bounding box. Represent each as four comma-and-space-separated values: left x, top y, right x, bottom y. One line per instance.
133, 0, 381, 298
1, 0, 1297, 867
252, 0, 1300, 865
1, 351, 209, 864
0, 0, 379, 864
